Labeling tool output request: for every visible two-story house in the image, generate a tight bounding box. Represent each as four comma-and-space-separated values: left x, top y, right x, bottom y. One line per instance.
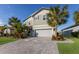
24, 8, 53, 37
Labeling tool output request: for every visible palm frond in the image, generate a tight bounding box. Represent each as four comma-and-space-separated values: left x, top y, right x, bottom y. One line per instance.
47, 5, 69, 27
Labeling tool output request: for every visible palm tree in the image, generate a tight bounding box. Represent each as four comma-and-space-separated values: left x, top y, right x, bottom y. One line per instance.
73, 11, 79, 37
74, 11, 79, 25
47, 5, 69, 40
8, 17, 22, 38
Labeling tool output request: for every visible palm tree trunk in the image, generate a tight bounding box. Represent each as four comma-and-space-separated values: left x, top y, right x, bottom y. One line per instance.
52, 27, 58, 40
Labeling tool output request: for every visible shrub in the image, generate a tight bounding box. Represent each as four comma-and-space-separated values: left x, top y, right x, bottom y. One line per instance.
71, 31, 79, 38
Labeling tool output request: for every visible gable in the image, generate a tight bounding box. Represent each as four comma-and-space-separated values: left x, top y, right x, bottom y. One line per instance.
32, 8, 49, 17
24, 8, 49, 21
33, 9, 49, 17
24, 8, 50, 26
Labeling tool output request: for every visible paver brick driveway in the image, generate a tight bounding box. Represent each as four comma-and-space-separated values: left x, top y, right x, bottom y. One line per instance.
0, 37, 59, 54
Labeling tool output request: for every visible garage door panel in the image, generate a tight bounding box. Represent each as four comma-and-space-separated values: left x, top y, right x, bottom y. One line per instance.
36, 29, 52, 37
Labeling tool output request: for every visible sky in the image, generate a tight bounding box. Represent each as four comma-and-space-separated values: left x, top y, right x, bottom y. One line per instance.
0, 4, 79, 30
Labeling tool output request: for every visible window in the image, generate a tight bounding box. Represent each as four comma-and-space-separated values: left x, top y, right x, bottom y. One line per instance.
34, 17, 38, 20
43, 15, 45, 20
43, 15, 47, 20
33, 17, 35, 20
34, 17, 36, 20
28, 22, 30, 25
38, 16, 39, 20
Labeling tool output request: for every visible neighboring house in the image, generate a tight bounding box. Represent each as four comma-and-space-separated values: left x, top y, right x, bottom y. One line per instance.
4, 28, 10, 35
0, 26, 4, 36
24, 8, 53, 37
0, 25, 15, 36
62, 24, 79, 37
4, 26, 15, 35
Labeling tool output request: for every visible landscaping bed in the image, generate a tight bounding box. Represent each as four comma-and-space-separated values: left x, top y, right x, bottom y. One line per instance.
0, 37, 16, 45
58, 37, 79, 54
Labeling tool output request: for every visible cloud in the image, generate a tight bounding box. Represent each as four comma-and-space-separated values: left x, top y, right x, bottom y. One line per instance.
0, 20, 4, 26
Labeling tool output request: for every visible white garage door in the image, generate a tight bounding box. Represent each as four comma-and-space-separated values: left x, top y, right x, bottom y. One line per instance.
36, 29, 52, 37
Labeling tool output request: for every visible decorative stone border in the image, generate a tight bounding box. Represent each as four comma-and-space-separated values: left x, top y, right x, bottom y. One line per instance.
53, 38, 74, 43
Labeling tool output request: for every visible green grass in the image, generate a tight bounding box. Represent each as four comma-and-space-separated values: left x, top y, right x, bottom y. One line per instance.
58, 37, 79, 54
0, 37, 16, 45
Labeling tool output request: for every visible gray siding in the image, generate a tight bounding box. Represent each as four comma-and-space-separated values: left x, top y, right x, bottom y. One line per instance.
63, 30, 72, 37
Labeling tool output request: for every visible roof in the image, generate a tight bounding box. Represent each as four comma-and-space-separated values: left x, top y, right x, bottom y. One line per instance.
31, 7, 49, 16
62, 24, 79, 31
23, 7, 49, 22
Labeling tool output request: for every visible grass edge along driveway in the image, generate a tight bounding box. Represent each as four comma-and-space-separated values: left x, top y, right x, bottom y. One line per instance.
58, 37, 79, 54
0, 37, 16, 45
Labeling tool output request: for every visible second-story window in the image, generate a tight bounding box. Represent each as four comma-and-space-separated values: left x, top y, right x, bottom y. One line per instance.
43, 15, 47, 20
34, 17, 35, 20
34, 17, 38, 20
38, 16, 39, 20
28, 22, 30, 25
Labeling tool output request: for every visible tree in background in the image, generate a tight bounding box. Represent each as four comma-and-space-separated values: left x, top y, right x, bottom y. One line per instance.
73, 11, 79, 37
8, 17, 25, 38
8, 17, 30, 38
74, 11, 79, 24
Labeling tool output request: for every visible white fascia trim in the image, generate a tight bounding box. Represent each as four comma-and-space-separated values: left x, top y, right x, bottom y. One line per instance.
63, 26, 79, 32
31, 7, 49, 16
63, 28, 73, 31
33, 25, 52, 30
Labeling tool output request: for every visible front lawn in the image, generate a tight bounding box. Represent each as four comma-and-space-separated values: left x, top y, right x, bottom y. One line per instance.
58, 37, 79, 54
0, 37, 16, 45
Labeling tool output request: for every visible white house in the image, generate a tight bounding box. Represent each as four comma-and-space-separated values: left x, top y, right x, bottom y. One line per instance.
24, 8, 53, 37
